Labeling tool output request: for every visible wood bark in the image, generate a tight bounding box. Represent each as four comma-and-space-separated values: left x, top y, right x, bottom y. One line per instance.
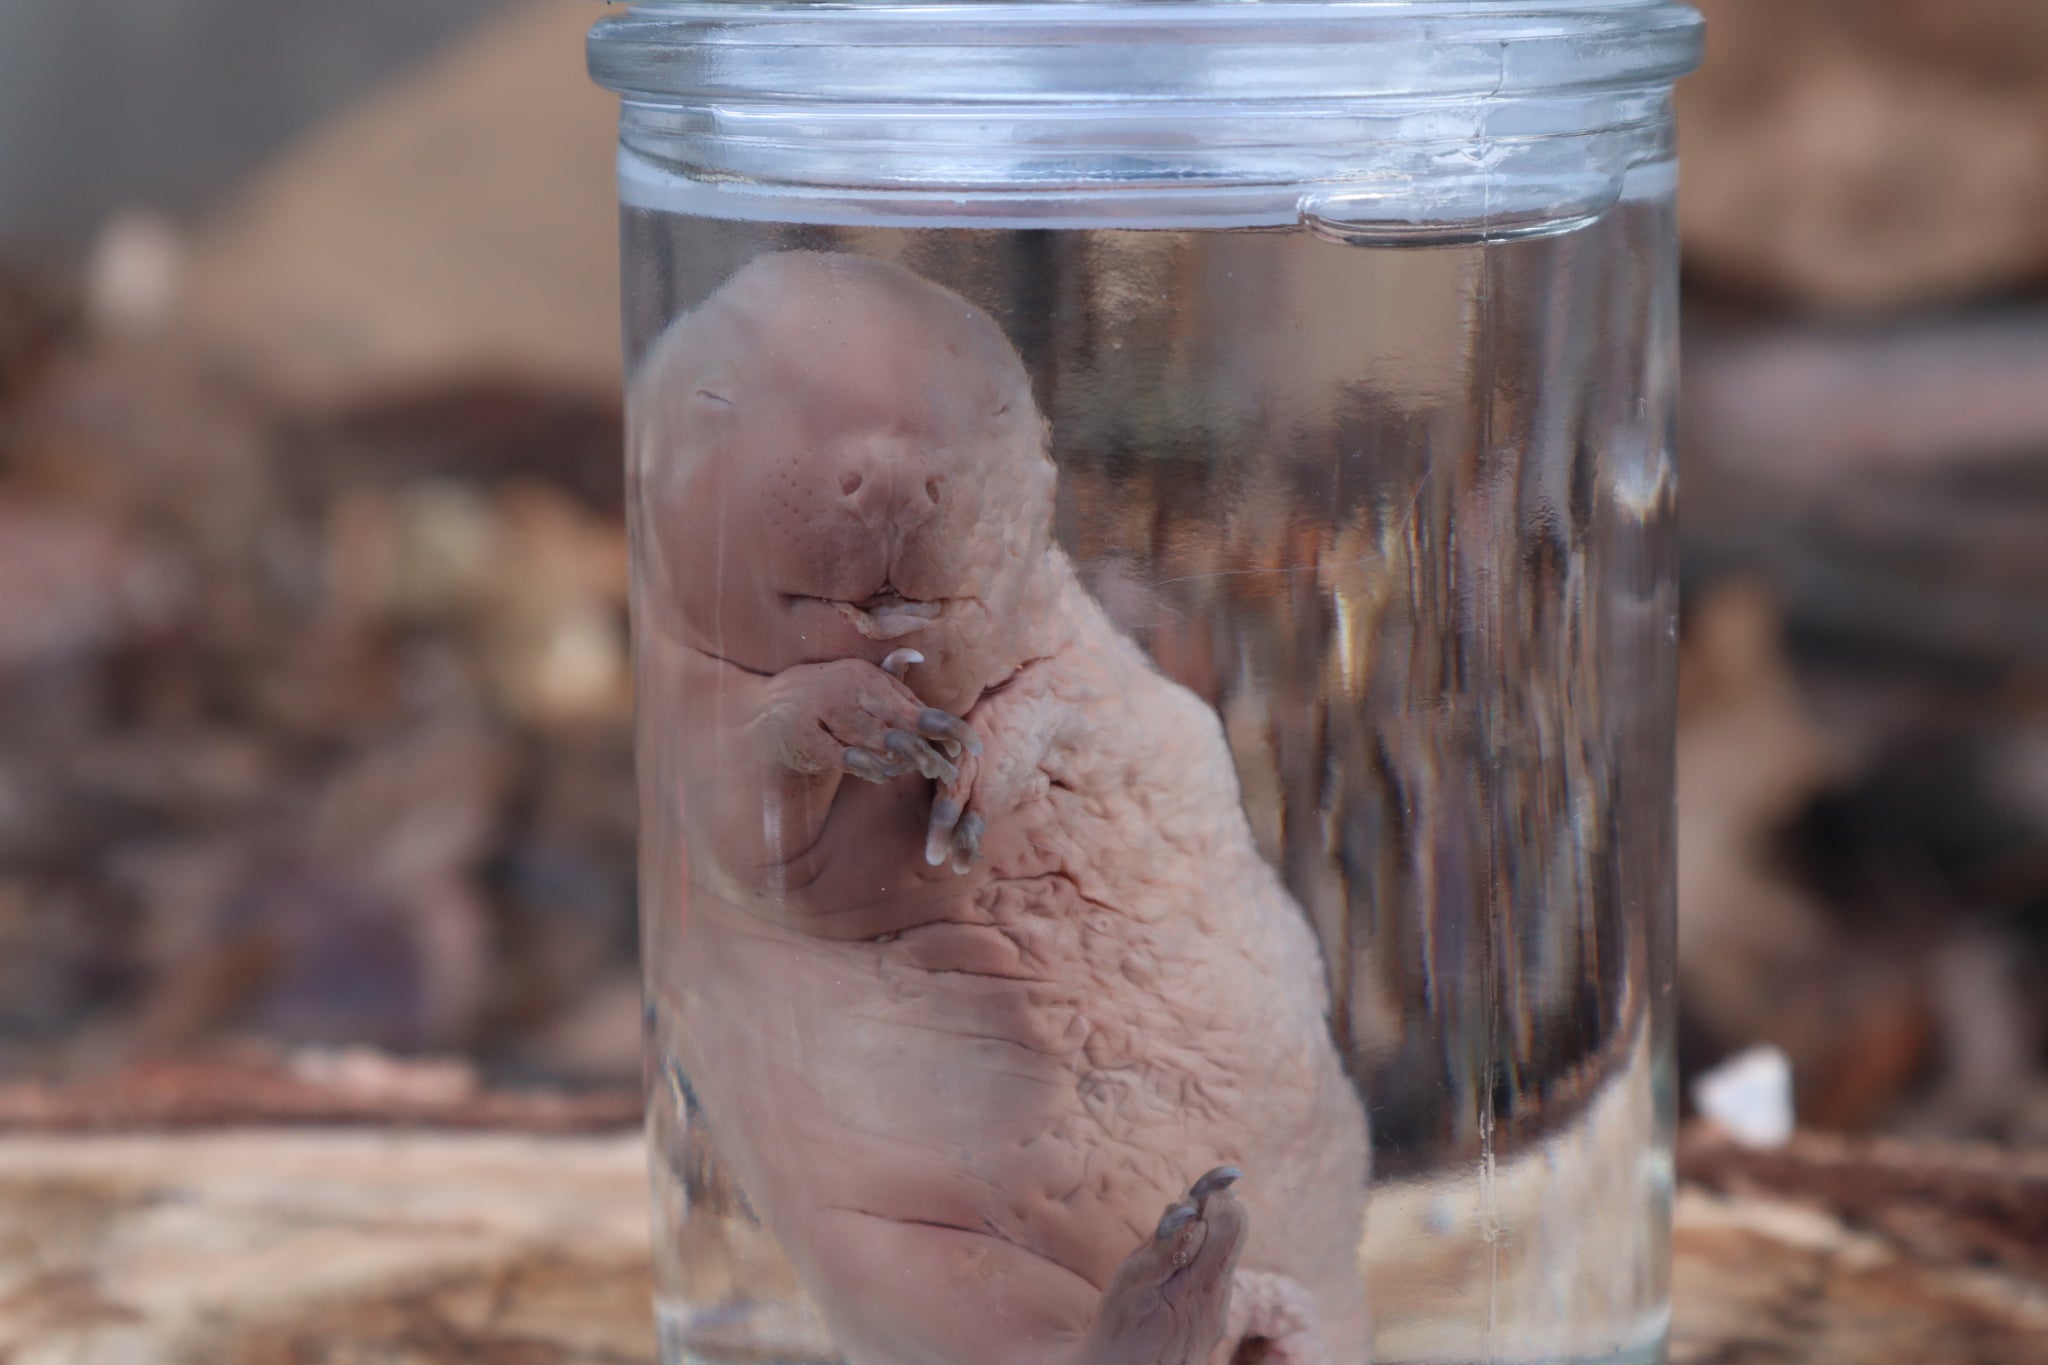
2, 1106, 2042, 1363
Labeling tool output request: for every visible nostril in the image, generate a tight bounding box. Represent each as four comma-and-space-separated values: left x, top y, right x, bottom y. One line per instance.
840, 471, 864, 497
924, 477, 943, 503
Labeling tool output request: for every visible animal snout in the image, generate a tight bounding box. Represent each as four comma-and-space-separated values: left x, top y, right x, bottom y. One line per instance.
836, 460, 940, 536
836, 462, 892, 527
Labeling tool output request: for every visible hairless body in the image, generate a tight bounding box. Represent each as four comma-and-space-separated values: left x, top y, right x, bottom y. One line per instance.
634, 252, 1371, 1365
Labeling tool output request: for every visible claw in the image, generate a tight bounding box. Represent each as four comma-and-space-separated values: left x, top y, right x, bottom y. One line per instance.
1190, 1166, 1242, 1201
916, 708, 983, 756
926, 795, 963, 866
881, 648, 924, 680
950, 811, 985, 873
845, 749, 901, 784
885, 729, 958, 784
1155, 1202, 1199, 1240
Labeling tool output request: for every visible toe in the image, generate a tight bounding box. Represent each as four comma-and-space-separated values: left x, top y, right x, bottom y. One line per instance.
885, 728, 958, 783
880, 648, 924, 679
926, 795, 964, 866
916, 707, 983, 755
1156, 1201, 1199, 1240
949, 812, 986, 873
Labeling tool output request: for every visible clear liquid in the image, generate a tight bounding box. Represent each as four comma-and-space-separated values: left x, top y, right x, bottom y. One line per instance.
626, 171, 1678, 1365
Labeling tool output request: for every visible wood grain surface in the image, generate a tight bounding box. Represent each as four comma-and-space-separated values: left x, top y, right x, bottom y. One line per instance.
1, 1118, 2042, 1364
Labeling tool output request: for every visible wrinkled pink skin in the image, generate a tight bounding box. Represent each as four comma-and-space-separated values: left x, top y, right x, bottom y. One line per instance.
635, 253, 1371, 1365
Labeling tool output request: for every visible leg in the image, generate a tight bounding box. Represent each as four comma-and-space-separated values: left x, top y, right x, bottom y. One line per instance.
800, 1168, 1326, 1365
803, 1207, 1098, 1365
1078, 1167, 1250, 1365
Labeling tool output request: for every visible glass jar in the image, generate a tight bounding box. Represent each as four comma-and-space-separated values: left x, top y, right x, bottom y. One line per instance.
589, 4, 1702, 1363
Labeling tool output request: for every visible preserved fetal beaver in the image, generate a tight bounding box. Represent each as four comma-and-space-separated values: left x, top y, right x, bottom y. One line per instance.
635, 252, 1370, 1365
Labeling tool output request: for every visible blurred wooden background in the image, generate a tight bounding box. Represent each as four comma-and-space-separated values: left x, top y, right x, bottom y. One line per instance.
0, 1, 2046, 1358
5, 0, 2043, 1144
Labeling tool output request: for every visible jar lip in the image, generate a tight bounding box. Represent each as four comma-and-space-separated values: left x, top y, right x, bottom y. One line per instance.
588, 2, 1705, 106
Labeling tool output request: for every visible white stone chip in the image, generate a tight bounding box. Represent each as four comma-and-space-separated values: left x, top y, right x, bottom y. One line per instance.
1694, 1044, 1795, 1149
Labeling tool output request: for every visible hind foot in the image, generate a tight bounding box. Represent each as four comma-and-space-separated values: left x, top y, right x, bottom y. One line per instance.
1079, 1167, 1248, 1365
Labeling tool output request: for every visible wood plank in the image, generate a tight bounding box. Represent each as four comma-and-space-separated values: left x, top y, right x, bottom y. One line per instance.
3, 1126, 2044, 1364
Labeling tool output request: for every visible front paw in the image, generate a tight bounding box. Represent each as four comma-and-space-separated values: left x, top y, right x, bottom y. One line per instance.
922, 689, 1042, 874
926, 743, 1009, 873
924, 775, 987, 873
760, 657, 979, 787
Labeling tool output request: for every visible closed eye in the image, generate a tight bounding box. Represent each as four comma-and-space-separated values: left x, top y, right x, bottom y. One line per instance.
696, 389, 733, 407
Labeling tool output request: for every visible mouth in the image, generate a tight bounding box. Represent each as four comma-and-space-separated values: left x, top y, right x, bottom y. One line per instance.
797, 590, 944, 641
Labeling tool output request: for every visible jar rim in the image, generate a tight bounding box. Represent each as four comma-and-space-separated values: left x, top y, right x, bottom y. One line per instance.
588, 2, 1704, 107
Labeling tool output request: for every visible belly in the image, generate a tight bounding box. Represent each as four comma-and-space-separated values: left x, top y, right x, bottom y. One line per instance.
671, 869, 1149, 1280
667, 773, 1371, 1356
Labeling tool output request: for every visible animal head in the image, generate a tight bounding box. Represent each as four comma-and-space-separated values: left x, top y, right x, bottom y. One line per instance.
633, 251, 1058, 707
